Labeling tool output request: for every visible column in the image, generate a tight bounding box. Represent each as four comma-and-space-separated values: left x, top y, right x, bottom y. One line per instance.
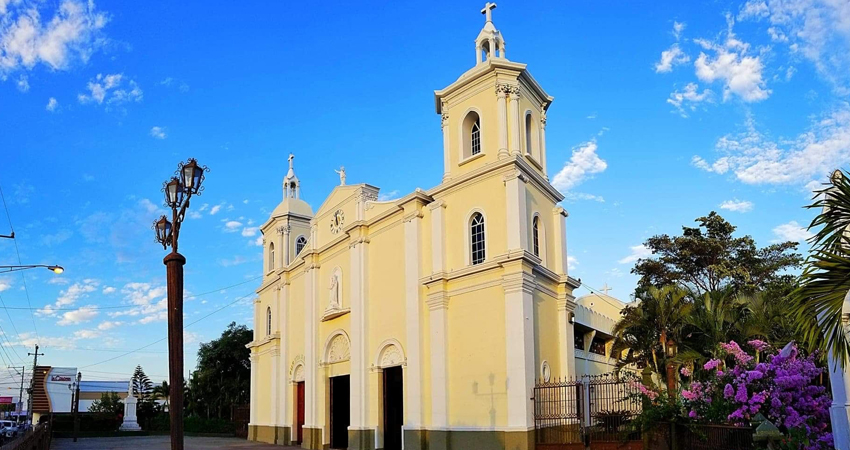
271, 348, 279, 430
552, 207, 569, 276
496, 85, 509, 159
441, 102, 451, 182
278, 283, 290, 434
557, 294, 576, 379
509, 86, 521, 155
539, 110, 548, 179
430, 201, 446, 274
427, 291, 449, 431
503, 272, 536, 431
505, 171, 529, 252
249, 353, 258, 427
278, 224, 290, 267
403, 206, 424, 429
349, 223, 371, 445
304, 256, 319, 428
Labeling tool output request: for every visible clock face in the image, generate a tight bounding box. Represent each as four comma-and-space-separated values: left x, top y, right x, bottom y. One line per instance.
330, 209, 345, 234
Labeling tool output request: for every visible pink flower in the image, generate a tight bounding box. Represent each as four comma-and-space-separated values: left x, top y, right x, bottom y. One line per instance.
704, 359, 723, 370
748, 339, 770, 352
680, 366, 692, 377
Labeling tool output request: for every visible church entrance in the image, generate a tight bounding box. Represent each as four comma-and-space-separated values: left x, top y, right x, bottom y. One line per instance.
329, 375, 350, 449
295, 381, 305, 444
382, 366, 404, 450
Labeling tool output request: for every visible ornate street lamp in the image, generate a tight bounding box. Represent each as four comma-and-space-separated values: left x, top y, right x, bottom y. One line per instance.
151, 158, 208, 450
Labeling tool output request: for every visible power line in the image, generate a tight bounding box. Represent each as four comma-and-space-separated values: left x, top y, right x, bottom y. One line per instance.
80, 289, 256, 369
0, 183, 39, 342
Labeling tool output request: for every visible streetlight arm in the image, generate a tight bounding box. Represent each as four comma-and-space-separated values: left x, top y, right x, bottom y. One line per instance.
0, 265, 64, 274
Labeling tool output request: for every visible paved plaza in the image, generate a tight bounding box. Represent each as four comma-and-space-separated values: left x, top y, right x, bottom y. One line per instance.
52, 436, 299, 450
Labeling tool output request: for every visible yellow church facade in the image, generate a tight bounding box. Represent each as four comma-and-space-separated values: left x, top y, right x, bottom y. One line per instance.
247, 5, 586, 450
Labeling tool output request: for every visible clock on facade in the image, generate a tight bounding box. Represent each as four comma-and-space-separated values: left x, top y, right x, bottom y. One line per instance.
330, 209, 345, 234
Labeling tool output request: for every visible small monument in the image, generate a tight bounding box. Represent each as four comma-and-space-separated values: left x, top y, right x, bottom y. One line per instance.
119, 381, 141, 431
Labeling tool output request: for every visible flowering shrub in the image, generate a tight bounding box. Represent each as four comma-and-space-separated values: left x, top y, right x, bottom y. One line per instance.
632, 340, 833, 450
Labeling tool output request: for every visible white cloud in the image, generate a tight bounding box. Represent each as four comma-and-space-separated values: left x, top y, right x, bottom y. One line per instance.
45, 97, 58, 111
219, 256, 247, 267
377, 190, 400, 201
692, 106, 850, 185
618, 245, 652, 264
692, 17, 771, 102
673, 21, 686, 40
552, 140, 608, 194
77, 73, 143, 106
138, 198, 159, 214
209, 204, 223, 215
150, 126, 166, 139
224, 220, 242, 232
73, 329, 101, 339
0, 0, 108, 78
567, 255, 578, 271
39, 279, 98, 315
0, 280, 11, 292
241, 226, 258, 237
16, 74, 28, 91
772, 220, 813, 242
738, 0, 850, 93
97, 320, 121, 330
564, 192, 605, 202
251, 235, 263, 247
655, 43, 690, 73
719, 199, 754, 212
57, 305, 98, 325
667, 82, 713, 117
41, 229, 72, 246
102, 286, 115, 294
108, 282, 168, 325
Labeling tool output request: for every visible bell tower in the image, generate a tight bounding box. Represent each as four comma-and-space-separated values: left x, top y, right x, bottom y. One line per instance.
435, 3, 554, 183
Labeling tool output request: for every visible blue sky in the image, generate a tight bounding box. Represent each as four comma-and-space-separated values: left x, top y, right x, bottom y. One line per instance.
0, 0, 848, 388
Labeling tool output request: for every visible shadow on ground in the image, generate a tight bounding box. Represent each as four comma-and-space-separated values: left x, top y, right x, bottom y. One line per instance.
52, 435, 301, 450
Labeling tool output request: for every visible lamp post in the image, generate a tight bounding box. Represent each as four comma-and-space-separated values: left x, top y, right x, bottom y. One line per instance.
152, 158, 208, 450
0, 265, 64, 274
666, 338, 677, 399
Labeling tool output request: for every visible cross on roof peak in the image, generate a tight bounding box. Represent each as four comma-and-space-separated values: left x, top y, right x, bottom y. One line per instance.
601, 283, 612, 295
481, 2, 496, 23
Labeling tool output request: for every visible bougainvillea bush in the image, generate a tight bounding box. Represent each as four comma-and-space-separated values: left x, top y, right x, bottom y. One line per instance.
634, 340, 833, 450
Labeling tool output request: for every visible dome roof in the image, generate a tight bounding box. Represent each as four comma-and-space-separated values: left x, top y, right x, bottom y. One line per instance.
271, 197, 313, 218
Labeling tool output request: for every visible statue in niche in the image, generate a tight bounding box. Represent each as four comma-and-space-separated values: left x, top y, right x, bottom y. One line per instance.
328, 274, 340, 310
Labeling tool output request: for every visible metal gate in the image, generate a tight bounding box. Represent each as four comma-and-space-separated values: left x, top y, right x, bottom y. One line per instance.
533, 374, 642, 450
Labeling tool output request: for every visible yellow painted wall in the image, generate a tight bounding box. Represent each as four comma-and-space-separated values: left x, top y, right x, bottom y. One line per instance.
441, 172, 507, 272
533, 288, 561, 380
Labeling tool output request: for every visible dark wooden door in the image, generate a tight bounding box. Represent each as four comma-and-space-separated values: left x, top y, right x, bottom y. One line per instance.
330, 375, 350, 449
383, 367, 404, 450
296, 382, 305, 444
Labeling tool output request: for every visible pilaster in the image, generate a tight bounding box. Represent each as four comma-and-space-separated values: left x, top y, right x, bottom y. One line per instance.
502, 270, 536, 431
304, 254, 320, 427
557, 293, 576, 380
277, 282, 290, 426
496, 84, 509, 159
271, 346, 279, 426
430, 200, 447, 274
249, 352, 258, 426
441, 101, 452, 182
403, 204, 424, 428
509, 85, 521, 155
552, 207, 569, 277
426, 288, 450, 430
349, 225, 371, 431
539, 110, 548, 179
505, 170, 529, 252
277, 224, 290, 267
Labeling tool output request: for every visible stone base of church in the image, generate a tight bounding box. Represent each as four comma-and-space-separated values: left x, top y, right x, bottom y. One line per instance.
247, 425, 290, 445
302, 426, 323, 450
402, 428, 534, 450
348, 428, 375, 450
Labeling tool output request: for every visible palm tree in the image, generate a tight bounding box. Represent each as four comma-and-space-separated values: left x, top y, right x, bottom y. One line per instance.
683, 289, 750, 361
151, 381, 169, 409
792, 169, 850, 363
612, 285, 692, 375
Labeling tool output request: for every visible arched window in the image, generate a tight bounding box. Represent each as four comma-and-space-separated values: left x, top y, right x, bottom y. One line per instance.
296, 236, 307, 255
266, 307, 272, 336
525, 112, 534, 156
470, 212, 485, 265
533, 216, 540, 257
462, 111, 482, 159
268, 243, 275, 272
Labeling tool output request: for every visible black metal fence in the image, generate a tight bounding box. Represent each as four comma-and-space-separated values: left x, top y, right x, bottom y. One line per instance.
533, 373, 642, 449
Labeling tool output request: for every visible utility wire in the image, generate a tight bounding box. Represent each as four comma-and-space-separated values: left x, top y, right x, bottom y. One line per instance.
0, 183, 39, 342
81, 289, 256, 369
0, 293, 25, 363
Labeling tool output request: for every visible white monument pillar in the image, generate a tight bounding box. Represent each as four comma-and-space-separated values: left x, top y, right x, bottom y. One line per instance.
827, 292, 850, 450
120, 382, 141, 431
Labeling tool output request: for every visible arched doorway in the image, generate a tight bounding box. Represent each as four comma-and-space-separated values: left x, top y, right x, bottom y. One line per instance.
376, 340, 406, 450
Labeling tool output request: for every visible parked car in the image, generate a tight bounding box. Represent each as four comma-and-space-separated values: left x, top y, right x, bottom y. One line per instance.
0, 420, 20, 438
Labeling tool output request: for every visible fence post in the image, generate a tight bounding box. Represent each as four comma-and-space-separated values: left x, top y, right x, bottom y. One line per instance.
670, 422, 678, 450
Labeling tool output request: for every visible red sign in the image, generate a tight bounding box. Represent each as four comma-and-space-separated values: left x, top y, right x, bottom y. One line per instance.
0, 397, 13, 404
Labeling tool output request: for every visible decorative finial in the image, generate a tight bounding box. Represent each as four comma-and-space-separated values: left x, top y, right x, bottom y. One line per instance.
481, 2, 496, 23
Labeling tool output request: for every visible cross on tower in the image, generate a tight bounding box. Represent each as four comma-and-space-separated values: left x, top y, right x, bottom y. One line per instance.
481, 2, 496, 23
601, 283, 612, 295
288, 153, 294, 170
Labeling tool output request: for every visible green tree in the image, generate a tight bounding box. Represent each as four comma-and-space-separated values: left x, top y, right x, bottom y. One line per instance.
683, 289, 750, 361
190, 322, 252, 418
612, 285, 692, 376
88, 391, 123, 415
151, 381, 170, 409
132, 365, 153, 398
633, 212, 801, 295
793, 170, 850, 363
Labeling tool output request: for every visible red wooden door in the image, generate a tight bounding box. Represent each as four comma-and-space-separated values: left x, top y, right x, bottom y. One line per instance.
296, 382, 305, 443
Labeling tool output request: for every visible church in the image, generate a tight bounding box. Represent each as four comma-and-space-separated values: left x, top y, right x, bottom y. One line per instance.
247, 4, 626, 450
